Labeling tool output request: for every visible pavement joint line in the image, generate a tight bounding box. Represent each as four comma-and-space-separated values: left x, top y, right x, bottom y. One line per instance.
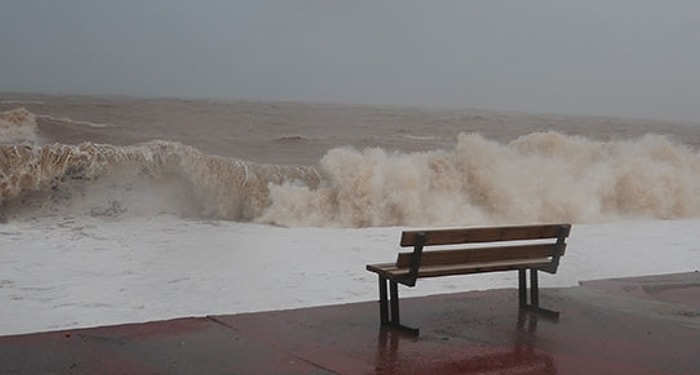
206, 315, 342, 374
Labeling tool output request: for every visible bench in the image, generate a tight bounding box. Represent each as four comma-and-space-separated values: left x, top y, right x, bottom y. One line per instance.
366, 223, 571, 334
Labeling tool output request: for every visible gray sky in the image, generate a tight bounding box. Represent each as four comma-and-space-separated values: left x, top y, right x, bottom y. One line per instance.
2, 1, 700, 121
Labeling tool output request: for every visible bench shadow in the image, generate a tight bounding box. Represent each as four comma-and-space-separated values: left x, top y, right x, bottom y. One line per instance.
373, 310, 557, 375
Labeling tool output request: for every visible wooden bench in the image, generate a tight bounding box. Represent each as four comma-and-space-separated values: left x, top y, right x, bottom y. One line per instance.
366, 223, 571, 334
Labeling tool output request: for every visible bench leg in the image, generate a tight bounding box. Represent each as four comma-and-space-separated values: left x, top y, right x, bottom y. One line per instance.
518, 269, 527, 307
530, 268, 539, 307
376, 276, 419, 335
518, 269, 560, 321
379, 277, 389, 324
389, 281, 400, 324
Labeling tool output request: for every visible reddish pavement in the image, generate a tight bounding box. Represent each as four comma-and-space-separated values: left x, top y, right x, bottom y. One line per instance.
1, 271, 698, 374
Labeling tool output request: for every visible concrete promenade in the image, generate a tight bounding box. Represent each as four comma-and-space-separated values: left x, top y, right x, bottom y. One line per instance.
1, 272, 698, 374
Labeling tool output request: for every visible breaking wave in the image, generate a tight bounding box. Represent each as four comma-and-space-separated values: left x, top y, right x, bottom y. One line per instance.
0, 107, 39, 144
262, 132, 700, 227
35, 114, 109, 128
2, 131, 699, 227
0, 107, 109, 146
0, 141, 320, 221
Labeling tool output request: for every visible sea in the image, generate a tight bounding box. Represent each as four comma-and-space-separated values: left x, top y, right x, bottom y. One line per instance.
1, 93, 700, 335
2, 93, 700, 227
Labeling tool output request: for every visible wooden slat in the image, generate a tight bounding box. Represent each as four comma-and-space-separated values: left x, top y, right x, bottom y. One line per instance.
395, 244, 560, 268
400, 223, 570, 247
370, 258, 552, 279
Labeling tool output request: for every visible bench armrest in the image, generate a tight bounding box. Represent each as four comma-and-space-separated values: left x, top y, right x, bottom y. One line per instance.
404, 232, 426, 286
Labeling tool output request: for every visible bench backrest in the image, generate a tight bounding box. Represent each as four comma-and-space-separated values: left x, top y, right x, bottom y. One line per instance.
397, 224, 571, 272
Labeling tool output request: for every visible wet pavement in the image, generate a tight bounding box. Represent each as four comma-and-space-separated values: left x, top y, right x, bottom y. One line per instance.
1, 271, 698, 374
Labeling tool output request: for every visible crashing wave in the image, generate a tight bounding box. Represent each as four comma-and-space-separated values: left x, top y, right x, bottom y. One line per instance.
0, 140, 321, 221
2, 132, 699, 227
0, 107, 39, 144
260, 132, 700, 227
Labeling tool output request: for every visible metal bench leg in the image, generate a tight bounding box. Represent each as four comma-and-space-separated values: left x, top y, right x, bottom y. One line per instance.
379, 276, 389, 324
518, 269, 527, 307
375, 278, 419, 335
519, 269, 560, 321
530, 269, 539, 307
389, 281, 400, 324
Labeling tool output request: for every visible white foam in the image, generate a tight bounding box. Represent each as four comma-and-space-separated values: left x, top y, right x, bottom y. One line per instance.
0, 107, 39, 144
0, 215, 698, 335
261, 132, 700, 227
402, 134, 440, 141
36, 114, 109, 128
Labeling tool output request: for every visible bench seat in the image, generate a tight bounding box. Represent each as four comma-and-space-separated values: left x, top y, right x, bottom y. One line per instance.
367, 257, 552, 279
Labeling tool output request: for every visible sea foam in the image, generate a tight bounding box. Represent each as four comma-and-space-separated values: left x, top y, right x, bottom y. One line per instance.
0, 107, 39, 144
0, 141, 320, 221
261, 132, 700, 227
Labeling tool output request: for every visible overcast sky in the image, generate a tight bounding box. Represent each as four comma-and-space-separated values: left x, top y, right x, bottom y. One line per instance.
2, 1, 699, 121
